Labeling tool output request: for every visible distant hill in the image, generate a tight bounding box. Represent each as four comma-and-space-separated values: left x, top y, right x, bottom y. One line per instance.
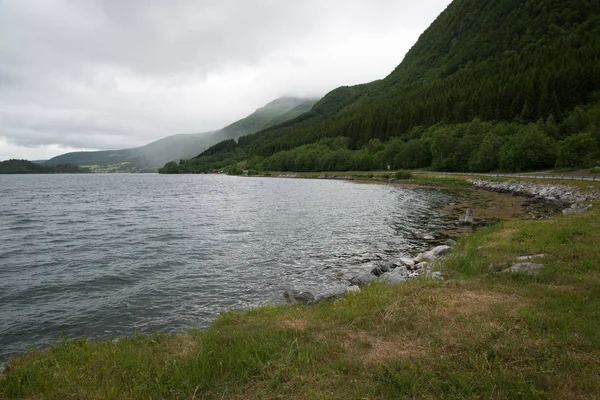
0, 159, 87, 174
163, 0, 600, 174
44, 97, 318, 172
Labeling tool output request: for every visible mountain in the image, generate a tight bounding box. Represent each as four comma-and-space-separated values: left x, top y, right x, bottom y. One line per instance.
164, 0, 600, 174
45, 97, 318, 172
0, 159, 87, 174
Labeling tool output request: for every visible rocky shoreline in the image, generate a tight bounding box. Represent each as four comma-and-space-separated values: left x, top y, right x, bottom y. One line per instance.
284, 178, 599, 305
469, 179, 599, 214
283, 243, 455, 305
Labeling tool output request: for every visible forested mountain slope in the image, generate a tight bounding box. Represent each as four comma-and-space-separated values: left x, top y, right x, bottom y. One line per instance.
45, 97, 316, 172
0, 159, 87, 174
163, 0, 600, 174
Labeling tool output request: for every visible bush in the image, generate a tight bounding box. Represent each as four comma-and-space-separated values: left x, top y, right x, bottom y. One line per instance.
555, 132, 598, 168
498, 125, 557, 171
223, 164, 243, 175
591, 167, 600, 174
394, 170, 413, 180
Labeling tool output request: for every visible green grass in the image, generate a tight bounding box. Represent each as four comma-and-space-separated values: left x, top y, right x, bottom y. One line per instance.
2, 199, 600, 398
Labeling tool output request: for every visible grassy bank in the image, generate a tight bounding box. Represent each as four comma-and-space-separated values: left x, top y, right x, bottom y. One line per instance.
2, 180, 600, 399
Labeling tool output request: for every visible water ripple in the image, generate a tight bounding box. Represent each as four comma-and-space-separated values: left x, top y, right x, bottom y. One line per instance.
0, 174, 455, 364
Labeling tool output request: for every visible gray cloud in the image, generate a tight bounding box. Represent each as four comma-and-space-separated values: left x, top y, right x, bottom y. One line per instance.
0, 0, 451, 160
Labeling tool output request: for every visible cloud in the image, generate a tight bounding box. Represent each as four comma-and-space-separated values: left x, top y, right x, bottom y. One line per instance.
0, 0, 451, 161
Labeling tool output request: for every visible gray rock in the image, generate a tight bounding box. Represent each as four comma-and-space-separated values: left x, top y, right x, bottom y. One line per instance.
349, 273, 377, 287
562, 202, 592, 215
398, 258, 416, 267
371, 266, 385, 277
378, 269, 410, 284
283, 290, 315, 305
415, 245, 452, 262
378, 263, 391, 273
445, 239, 457, 247
428, 271, 444, 280
415, 262, 430, 271
502, 263, 543, 275
516, 254, 545, 261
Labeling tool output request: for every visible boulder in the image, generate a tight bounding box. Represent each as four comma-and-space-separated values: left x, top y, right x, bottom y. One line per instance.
378, 269, 410, 285
445, 239, 457, 247
283, 290, 315, 305
502, 263, 543, 275
415, 262, 430, 271
398, 258, 416, 267
378, 263, 392, 273
349, 273, 377, 287
415, 246, 452, 262
562, 202, 592, 215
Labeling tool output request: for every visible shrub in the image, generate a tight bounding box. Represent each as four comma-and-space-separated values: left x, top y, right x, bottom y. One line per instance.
498, 125, 557, 171
555, 132, 598, 168
394, 170, 413, 180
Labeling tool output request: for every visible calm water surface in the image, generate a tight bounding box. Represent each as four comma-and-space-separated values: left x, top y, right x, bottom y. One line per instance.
0, 174, 455, 363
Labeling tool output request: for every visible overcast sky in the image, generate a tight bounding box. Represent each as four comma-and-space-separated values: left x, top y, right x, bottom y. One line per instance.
0, 0, 451, 161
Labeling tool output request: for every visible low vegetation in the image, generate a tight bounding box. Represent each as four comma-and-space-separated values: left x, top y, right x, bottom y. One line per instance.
0, 159, 87, 174
2, 177, 599, 399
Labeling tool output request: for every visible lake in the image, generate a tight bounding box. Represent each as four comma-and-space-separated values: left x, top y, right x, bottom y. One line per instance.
0, 174, 455, 364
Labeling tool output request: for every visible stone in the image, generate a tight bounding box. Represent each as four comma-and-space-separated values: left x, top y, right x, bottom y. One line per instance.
415, 245, 452, 262
378, 264, 391, 273
415, 262, 430, 271
371, 266, 384, 277
428, 271, 444, 280
502, 263, 543, 275
346, 285, 361, 294
283, 290, 315, 305
378, 269, 409, 284
516, 254, 545, 261
398, 258, 416, 267
562, 202, 592, 215
349, 273, 377, 287
445, 239, 457, 247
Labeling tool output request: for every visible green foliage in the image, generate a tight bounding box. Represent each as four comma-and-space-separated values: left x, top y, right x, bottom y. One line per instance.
0, 160, 87, 174
591, 166, 600, 174
393, 139, 431, 169
394, 170, 413, 180
498, 125, 557, 171
556, 132, 599, 168
468, 132, 505, 172
158, 161, 181, 174
222, 164, 243, 175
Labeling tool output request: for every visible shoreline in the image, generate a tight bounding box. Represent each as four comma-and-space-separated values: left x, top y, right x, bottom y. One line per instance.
2, 174, 600, 398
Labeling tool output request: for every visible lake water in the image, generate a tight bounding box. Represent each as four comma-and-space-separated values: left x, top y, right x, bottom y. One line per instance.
0, 174, 455, 364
